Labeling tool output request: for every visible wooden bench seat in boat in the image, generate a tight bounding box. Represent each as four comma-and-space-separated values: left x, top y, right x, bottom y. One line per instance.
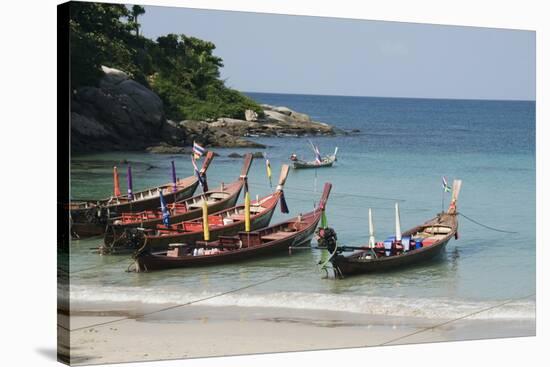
166, 243, 192, 257
209, 193, 228, 199
217, 235, 240, 246
229, 214, 245, 221
238, 232, 262, 247
168, 243, 188, 247
261, 231, 295, 241
422, 226, 452, 235
187, 199, 219, 210
195, 239, 241, 249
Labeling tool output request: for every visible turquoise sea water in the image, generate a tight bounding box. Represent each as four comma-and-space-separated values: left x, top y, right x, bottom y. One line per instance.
69, 93, 535, 320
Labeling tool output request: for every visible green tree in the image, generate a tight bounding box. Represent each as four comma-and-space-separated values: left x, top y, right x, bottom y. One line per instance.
130, 5, 145, 37
69, 2, 135, 87
69, 3, 263, 120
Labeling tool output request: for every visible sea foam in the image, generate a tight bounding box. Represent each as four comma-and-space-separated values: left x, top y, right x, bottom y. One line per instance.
70, 284, 535, 321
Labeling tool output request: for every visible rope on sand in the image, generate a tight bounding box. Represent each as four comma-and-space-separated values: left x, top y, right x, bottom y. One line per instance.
377, 292, 535, 346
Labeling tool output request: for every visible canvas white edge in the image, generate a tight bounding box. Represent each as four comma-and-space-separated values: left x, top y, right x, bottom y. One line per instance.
0, 0, 546, 366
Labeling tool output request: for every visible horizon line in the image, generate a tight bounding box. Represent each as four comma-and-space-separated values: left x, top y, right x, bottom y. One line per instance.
242, 90, 535, 103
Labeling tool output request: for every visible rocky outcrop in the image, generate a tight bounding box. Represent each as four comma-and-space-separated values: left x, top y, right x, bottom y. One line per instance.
191, 105, 337, 140
71, 66, 168, 152
177, 120, 266, 148
71, 67, 340, 154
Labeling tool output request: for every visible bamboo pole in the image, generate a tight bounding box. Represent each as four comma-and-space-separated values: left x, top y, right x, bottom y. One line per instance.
244, 191, 251, 232
202, 197, 210, 241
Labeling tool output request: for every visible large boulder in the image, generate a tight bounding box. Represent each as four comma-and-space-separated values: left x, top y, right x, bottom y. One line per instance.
71, 66, 167, 152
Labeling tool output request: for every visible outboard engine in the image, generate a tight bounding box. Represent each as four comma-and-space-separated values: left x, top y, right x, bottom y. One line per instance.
83, 206, 110, 225
123, 228, 146, 250
316, 227, 338, 253
102, 227, 146, 254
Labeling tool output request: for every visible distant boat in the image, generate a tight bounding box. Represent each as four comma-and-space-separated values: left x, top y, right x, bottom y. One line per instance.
290, 144, 338, 169
320, 180, 462, 278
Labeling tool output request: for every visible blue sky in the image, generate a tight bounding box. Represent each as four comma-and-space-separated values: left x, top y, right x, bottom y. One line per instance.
139, 6, 535, 101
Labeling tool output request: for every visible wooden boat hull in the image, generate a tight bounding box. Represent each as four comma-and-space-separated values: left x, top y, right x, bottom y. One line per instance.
292, 156, 335, 169
106, 183, 241, 232
70, 180, 199, 237
104, 154, 252, 235
133, 183, 332, 271
71, 152, 215, 238
135, 217, 317, 271
71, 222, 105, 237
331, 237, 450, 275
142, 205, 277, 252
293, 161, 334, 169
330, 212, 458, 277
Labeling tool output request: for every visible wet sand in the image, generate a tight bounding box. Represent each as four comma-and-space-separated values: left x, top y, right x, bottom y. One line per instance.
65, 303, 535, 365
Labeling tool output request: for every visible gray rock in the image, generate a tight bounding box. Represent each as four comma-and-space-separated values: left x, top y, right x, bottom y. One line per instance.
289, 111, 311, 123
72, 66, 168, 152
273, 106, 293, 115
146, 143, 190, 154
228, 152, 242, 158
244, 109, 259, 122
71, 112, 111, 138
263, 110, 293, 124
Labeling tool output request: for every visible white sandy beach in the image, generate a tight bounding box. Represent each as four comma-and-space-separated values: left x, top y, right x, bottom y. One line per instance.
63, 303, 535, 365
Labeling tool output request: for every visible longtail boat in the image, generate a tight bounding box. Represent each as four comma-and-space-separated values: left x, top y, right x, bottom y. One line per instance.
321, 180, 462, 278
131, 183, 332, 272
70, 152, 214, 237
103, 165, 291, 254
290, 147, 338, 169
103, 154, 253, 242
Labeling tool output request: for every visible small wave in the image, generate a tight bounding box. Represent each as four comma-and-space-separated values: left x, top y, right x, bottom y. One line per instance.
70, 285, 535, 321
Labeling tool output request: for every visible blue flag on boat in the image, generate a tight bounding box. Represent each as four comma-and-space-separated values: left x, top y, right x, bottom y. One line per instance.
308, 139, 322, 164
314, 146, 322, 164
159, 190, 170, 227
191, 155, 207, 191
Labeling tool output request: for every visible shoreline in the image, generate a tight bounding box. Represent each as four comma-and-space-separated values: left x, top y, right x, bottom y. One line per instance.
66, 302, 535, 365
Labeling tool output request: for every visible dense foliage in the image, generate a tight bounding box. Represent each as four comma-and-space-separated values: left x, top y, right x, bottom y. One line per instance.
69, 3, 263, 121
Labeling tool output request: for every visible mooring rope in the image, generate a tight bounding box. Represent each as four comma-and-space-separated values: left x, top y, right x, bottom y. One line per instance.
377, 292, 535, 346
59, 256, 131, 275
458, 212, 518, 234
67, 272, 291, 332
